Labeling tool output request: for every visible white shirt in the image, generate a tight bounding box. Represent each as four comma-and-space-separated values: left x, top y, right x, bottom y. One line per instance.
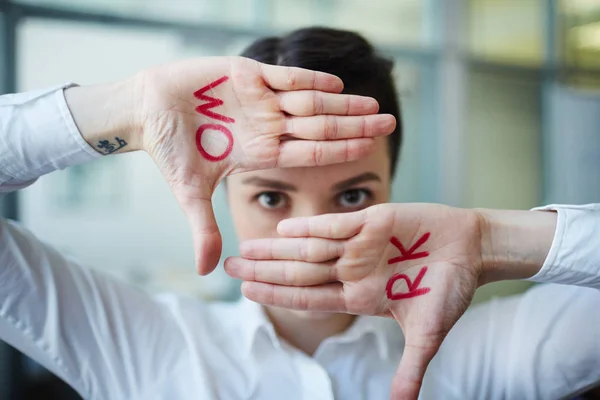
1, 85, 600, 400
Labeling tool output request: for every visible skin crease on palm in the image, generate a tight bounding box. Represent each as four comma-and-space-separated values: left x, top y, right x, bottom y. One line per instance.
226, 137, 391, 355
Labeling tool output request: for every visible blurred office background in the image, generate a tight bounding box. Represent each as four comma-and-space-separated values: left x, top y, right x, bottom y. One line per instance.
0, 0, 599, 398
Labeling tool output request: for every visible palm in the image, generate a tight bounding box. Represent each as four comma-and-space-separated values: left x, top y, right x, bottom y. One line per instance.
133, 56, 394, 274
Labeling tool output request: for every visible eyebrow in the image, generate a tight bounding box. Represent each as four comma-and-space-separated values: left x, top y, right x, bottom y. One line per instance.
241, 177, 297, 191
332, 172, 382, 191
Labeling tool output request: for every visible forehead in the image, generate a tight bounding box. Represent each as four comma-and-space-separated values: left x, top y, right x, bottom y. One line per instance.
229, 137, 391, 189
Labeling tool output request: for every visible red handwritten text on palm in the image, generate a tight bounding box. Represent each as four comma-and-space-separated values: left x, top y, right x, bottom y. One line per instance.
193, 76, 235, 162
386, 232, 431, 300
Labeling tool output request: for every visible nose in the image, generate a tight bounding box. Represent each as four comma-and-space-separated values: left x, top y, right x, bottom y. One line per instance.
290, 201, 331, 220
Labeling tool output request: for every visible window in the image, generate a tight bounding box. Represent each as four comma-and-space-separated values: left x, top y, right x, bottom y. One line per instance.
468, 0, 545, 66
560, 0, 600, 69
465, 69, 543, 209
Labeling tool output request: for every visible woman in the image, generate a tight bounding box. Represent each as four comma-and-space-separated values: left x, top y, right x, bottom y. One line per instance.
225, 28, 600, 400
1, 27, 598, 400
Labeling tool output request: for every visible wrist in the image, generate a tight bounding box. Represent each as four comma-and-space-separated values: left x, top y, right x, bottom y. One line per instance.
65, 78, 142, 155
477, 208, 557, 284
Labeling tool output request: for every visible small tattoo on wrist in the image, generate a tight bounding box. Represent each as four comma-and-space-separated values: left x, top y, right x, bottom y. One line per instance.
97, 137, 128, 154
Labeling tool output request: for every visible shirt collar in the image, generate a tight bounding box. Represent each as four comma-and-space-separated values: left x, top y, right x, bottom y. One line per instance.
232, 297, 400, 361
234, 296, 282, 358
323, 315, 396, 360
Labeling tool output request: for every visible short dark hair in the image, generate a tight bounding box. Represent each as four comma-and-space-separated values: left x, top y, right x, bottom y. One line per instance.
240, 27, 402, 177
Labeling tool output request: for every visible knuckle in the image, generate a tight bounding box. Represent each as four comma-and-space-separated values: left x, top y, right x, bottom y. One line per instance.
350, 294, 376, 314
315, 93, 324, 114
278, 93, 288, 112
281, 262, 289, 284
343, 140, 350, 162
310, 92, 318, 115
287, 263, 298, 285
329, 262, 338, 281
314, 142, 324, 165
325, 116, 339, 140
267, 285, 276, 305
287, 116, 295, 135
333, 240, 344, 258
268, 241, 275, 260
293, 290, 308, 309
360, 116, 367, 136
280, 262, 297, 285
251, 260, 258, 281
299, 240, 310, 261
287, 69, 297, 89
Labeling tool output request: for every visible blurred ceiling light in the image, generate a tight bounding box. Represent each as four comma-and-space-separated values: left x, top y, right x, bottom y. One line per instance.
565, 0, 600, 14
574, 22, 600, 50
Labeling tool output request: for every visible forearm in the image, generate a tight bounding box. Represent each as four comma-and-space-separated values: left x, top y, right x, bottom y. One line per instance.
0, 80, 139, 193
64, 78, 141, 154
477, 208, 557, 284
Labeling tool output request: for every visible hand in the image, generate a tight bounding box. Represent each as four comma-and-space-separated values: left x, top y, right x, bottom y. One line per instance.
225, 203, 484, 400
68, 56, 395, 275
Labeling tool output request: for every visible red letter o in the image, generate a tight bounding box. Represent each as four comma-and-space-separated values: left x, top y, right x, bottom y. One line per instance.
195, 123, 234, 162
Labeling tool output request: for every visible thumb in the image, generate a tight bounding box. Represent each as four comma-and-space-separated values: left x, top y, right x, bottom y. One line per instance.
181, 197, 222, 275
390, 331, 441, 400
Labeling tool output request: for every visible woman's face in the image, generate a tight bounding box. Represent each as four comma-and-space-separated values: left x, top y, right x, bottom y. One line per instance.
227, 137, 392, 317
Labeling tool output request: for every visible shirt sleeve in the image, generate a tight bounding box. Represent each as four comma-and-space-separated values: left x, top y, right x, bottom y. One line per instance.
424, 283, 600, 400
0, 84, 100, 193
528, 203, 600, 288
0, 218, 186, 399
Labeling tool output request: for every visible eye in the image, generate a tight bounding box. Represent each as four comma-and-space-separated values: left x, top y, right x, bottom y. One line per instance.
337, 188, 372, 208
256, 192, 288, 209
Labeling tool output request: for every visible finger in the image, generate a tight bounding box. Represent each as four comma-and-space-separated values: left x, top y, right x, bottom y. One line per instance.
390, 334, 442, 400
239, 237, 343, 262
241, 282, 346, 312
277, 210, 366, 239
260, 64, 343, 92
277, 137, 375, 168
278, 91, 379, 116
286, 114, 396, 140
179, 196, 222, 275
225, 258, 336, 286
